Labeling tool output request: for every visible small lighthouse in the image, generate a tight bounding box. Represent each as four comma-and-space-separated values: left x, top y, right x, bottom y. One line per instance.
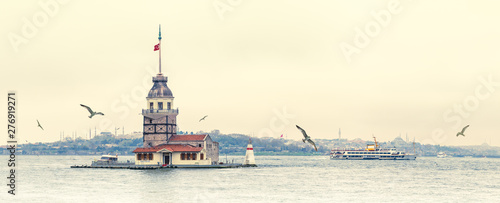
243, 138, 257, 167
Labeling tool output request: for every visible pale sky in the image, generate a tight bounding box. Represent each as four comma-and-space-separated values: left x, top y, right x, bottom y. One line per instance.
1, 0, 500, 146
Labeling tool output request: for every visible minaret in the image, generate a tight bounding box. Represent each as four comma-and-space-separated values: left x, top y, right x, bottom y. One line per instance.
243, 139, 257, 167
142, 25, 178, 147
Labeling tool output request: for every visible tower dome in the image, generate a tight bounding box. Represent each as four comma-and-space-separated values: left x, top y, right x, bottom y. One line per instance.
147, 73, 173, 98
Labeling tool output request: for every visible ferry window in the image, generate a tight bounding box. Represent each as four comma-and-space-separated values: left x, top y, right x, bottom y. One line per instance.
158, 102, 163, 110
149, 153, 153, 160
200, 153, 204, 160
181, 153, 185, 160
167, 102, 171, 110
150, 102, 154, 110
199, 144, 202, 147
137, 154, 142, 160
192, 153, 197, 160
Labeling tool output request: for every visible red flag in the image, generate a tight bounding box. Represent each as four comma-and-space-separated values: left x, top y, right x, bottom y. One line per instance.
280, 134, 283, 138
154, 43, 160, 51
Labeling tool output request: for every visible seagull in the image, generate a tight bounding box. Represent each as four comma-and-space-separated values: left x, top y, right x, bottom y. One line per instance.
296, 125, 318, 151
456, 125, 469, 137
80, 104, 104, 118
199, 115, 208, 122
37, 119, 44, 130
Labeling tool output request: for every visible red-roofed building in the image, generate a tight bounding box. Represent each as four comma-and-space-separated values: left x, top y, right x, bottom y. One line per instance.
133, 134, 219, 166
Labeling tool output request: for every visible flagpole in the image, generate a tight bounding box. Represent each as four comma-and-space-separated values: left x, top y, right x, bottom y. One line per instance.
158, 24, 162, 74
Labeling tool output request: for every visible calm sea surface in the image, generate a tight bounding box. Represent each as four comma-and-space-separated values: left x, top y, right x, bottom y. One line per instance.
1, 155, 499, 202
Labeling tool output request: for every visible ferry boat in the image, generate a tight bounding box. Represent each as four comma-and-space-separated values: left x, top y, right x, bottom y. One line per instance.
330, 137, 416, 160
90, 154, 134, 167
437, 152, 447, 158
96, 155, 118, 163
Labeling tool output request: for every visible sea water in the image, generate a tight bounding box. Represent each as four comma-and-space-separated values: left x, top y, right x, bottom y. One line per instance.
1, 155, 499, 202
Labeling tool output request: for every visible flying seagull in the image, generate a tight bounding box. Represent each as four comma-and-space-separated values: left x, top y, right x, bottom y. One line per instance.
80, 104, 104, 118
296, 125, 318, 151
37, 119, 44, 130
199, 115, 208, 122
456, 125, 469, 137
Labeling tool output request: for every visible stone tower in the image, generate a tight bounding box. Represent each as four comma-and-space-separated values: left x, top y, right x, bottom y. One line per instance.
142, 25, 178, 147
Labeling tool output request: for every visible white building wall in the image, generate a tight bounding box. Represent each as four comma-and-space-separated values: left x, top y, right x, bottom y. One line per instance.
135, 152, 163, 166
171, 151, 211, 165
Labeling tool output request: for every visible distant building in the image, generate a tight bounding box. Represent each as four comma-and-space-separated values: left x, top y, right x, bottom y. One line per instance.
133, 27, 219, 166
391, 136, 407, 147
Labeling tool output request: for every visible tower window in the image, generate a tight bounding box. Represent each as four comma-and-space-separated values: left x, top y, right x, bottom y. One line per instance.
167, 102, 171, 110
158, 102, 163, 110
149, 102, 154, 110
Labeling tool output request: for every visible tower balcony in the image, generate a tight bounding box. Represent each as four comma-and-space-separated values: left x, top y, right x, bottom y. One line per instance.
142, 108, 179, 115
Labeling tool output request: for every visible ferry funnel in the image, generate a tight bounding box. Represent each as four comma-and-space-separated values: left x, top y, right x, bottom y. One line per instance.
243, 138, 257, 167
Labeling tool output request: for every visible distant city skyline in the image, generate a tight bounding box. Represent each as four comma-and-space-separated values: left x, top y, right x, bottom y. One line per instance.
1, 0, 500, 147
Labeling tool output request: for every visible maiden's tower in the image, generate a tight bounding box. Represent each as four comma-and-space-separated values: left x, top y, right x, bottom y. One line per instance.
133, 25, 219, 166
